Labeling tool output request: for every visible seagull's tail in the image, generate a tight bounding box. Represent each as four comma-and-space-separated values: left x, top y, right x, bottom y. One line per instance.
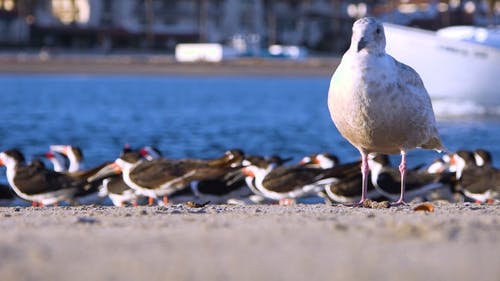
421, 136, 447, 154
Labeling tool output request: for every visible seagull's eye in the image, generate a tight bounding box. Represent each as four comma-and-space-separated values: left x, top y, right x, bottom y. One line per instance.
376, 28, 381, 34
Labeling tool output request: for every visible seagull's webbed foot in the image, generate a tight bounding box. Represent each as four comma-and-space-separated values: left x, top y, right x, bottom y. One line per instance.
342, 199, 367, 207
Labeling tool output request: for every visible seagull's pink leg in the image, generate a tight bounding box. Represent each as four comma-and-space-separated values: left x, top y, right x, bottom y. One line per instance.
358, 151, 370, 205
393, 151, 408, 206
345, 151, 369, 207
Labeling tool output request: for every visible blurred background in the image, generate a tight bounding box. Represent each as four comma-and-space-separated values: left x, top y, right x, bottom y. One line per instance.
0, 0, 498, 54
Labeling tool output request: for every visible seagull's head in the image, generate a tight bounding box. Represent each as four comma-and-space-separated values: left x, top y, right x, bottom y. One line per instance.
351, 17, 385, 55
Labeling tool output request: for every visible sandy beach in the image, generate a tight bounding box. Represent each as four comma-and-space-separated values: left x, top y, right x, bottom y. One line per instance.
0, 53, 338, 76
1, 202, 499, 281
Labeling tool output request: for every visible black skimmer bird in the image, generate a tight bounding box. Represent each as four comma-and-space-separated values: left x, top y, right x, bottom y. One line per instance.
241, 155, 358, 205
327, 17, 444, 206
99, 176, 140, 207
421, 154, 459, 201
368, 154, 453, 202
182, 149, 247, 204
240, 155, 294, 204
320, 161, 381, 204
426, 157, 450, 174
189, 170, 250, 204
474, 149, 493, 168
452, 150, 499, 203
138, 145, 163, 161
188, 150, 259, 204
0, 183, 14, 200
297, 154, 378, 204
36, 151, 68, 172
97, 145, 163, 207
0, 149, 101, 206
97, 149, 244, 205
38, 146, 119, 199
49, 145, 84, 172
299, 153, 339, 169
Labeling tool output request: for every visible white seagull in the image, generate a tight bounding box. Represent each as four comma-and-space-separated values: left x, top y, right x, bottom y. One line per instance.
328, 17, 444, 206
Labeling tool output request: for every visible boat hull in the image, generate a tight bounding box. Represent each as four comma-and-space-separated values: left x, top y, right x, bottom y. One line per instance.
384, 23, 500, 106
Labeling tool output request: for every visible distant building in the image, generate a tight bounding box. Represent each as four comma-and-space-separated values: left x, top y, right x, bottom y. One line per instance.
0, 0, 497, 53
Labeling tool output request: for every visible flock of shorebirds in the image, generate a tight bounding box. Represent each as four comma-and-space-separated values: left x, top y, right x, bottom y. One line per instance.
2, 18, 498, 208
0, 145, 498, 207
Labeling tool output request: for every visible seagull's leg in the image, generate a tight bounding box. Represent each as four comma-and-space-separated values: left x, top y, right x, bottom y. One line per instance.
358, 151, 370, 205
345, 151, 369, 207
393, 150, 408, 206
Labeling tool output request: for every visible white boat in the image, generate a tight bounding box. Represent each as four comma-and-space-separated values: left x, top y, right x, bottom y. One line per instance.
383, 23, 500, 116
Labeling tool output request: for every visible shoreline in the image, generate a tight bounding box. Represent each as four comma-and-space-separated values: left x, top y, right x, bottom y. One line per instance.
0, 53, 339, 76
0, 203, 499, 281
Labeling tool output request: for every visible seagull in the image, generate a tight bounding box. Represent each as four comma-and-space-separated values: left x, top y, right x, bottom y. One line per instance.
327, 17, 444, 206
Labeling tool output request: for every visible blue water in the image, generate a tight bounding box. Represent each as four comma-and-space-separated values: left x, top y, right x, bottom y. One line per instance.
1, 74, 500, 172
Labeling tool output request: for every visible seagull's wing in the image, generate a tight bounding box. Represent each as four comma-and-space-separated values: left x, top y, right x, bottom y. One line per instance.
394, 58, 426, 90
392, 55, 444, 151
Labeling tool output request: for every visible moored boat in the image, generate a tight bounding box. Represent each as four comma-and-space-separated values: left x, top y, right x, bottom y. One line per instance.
383, 23, 500, 115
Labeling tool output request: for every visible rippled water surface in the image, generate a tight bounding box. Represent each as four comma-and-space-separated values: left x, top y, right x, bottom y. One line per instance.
1, 75, 499, 170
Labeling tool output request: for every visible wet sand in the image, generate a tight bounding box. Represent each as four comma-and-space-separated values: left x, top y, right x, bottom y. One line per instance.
1, 202, 499, 281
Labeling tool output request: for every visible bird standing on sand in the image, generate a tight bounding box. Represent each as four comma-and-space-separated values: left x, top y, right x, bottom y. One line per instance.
328, 17, 444, 206
50, 145, 84, 172
0, 149, 95, 206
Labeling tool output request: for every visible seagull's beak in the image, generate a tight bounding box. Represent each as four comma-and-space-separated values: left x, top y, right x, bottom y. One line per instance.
357, 37, 367, 52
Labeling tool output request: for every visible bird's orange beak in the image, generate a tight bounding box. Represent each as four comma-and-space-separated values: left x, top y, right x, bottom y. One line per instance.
111, 162, 122, 174
87, 162, 122, 182
449, 155, 456, 166
242, 167, 255, 177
